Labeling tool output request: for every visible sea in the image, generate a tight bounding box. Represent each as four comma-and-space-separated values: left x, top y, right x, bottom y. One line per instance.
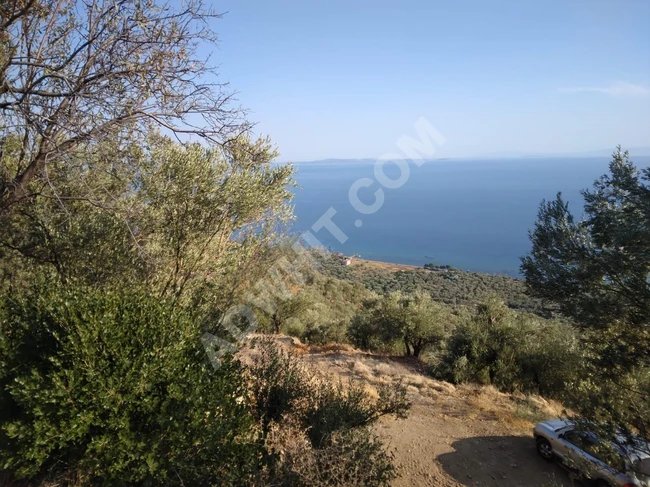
289, 156, 650, 277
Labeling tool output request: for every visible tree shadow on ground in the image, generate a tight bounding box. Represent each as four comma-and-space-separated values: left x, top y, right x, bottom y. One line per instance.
437, 435, 582, 487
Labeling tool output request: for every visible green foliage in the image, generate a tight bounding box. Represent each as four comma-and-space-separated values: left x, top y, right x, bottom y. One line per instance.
347, 308, 383, 351
267, 294, 311, 334
0, 137, 147, 290
316, 253, 551, 315
1, 133, 294, 314
269, 428, 397, 487
137, 135, 295, 306
522, 147, 650, 336
349, 291, 456, 357
0, 283, 261, 485
271, 272, 371, 345
1, 0, 245, 215
248, 339, 309, 436
312, 429, 397, 487
246, 340, 409, 486
303, 380, 409, 449
522, 147, 650, 443
521, 319, 584, 397
0, 3, 417, 484
436, 297, 582, 396
246, 341, 410, 447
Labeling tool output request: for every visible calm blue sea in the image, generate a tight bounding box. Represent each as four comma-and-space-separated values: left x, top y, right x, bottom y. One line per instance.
289, 156, 650, 277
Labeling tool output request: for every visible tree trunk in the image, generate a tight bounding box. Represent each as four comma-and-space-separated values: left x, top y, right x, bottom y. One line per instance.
272, 313, 281, 334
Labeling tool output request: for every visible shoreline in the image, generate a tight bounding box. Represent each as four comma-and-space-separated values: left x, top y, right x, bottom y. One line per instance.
347, 256, 425, 273
342, 255, 521, 279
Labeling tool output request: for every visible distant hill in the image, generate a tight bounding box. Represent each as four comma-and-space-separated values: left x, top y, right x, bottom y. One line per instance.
285, 147, 650, 165
292, 158, 378, 164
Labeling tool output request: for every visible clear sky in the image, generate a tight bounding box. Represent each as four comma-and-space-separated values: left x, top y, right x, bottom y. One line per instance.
211, 0, 650, 161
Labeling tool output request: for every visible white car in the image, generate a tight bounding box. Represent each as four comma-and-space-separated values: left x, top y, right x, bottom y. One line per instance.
533, 419, 650, 487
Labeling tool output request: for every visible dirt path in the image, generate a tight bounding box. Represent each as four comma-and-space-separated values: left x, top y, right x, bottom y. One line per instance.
377, 400, 576, 487
303, 345, 578, 487
249, 337, 579, 487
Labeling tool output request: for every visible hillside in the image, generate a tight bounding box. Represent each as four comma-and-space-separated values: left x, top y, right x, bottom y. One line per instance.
241, 336, 577, 487
315, 254, 554, 316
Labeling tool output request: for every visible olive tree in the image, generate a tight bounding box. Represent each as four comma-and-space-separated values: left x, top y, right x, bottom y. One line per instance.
350, 291, 454, 357
1, 0, 246, 214
0, 132, 295, 312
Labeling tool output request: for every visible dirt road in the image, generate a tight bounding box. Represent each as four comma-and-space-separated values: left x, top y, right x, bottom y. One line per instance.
301, 343, 579, 487
250, 336, 579, 487
377, 400, 576, 487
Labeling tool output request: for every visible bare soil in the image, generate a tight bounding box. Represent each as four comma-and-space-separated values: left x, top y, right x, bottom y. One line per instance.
250, 336, 580, 487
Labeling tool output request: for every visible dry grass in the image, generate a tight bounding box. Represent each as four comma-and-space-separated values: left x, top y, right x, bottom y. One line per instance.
308, 342, 357, 354
459, 384, 567, 433
241, 334, 567, 436
349, 258, 419, 273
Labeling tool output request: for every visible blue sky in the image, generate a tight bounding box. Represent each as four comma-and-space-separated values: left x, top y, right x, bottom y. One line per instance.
211, 0, 650, 161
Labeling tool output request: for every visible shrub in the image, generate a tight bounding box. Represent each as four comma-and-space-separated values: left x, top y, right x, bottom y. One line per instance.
519, 320, 583, 397
348, 291, 455, 357
302, 381, 409, 449
436, 297, 581, 397
246, 340, 409, 486
283, 320, 306, 340
267, 425, 397, 487
248, 338, 309, 436
302, 322, 330, 345
347, 311, 378, 351
0, 283, 261, 485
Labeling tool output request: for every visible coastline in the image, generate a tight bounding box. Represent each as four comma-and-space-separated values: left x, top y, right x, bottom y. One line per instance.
344, 255, 522, 279
347, 256, 423, 273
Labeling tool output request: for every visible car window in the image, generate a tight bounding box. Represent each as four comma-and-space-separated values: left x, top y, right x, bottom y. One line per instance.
562, 431, 625, 471
563, 431, 590, 449
584, 443, 626, 473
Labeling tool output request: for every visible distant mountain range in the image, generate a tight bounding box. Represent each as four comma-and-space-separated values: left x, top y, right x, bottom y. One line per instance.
289, 147, 650, 164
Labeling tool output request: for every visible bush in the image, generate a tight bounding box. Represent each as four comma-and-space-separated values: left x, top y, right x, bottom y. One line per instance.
248, 338, 309, 436
348, 291, 455, 357
302, 322, 331, 345
435, 297, 581, 397
302, 381, 409, 449
283, 319, 306, 339
246, 340, 409, 486
267, 425, 397, 487
347, 311, 379, 351
520, 320, 583, 397
0, 283, 261, 485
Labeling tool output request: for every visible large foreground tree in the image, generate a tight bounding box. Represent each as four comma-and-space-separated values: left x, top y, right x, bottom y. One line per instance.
0, 132, 295, 312
1, 0, 246, 214
522, 147, 650, 448
522, 147, 650, 370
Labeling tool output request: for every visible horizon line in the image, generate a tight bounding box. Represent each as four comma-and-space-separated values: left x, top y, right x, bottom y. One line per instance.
283, 147, 650, 164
